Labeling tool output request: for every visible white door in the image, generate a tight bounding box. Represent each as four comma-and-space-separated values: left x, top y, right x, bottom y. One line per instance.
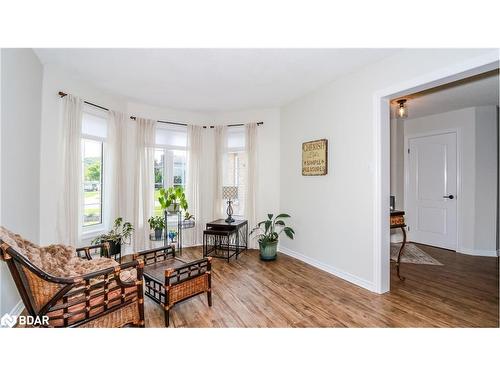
407, 132, 458, 250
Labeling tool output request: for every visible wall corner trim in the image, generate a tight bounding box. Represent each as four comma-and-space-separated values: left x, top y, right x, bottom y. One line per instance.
10, 299, 24, 317
278, 245, 377, 293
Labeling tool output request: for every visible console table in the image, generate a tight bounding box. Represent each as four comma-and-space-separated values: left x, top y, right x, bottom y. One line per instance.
203, 219, 248, 262
390, 210, 406, 281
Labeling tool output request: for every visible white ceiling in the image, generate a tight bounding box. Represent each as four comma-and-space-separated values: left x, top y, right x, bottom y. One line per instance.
34, 48, 400, 112
392, 71, 499, 119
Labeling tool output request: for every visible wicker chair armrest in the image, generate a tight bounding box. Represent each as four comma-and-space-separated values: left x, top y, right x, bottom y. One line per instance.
79, 259, 142, 283
133, 245, 175, 265
165, 257, 211, 285
76, 242, 110, 260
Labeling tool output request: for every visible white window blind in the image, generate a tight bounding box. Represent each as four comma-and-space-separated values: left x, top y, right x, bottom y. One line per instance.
227, 127, 245, 152
82, 111, 107, 138
155, 125, 187, 148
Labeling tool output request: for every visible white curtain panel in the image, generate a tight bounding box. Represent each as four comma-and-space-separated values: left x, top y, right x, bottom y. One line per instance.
57, 94, 83, 246
213, 125, 228, 220
185, 125, 203, 245
106, 110, 127, 225
245, 123, 258, 248
133, 117, 156, 251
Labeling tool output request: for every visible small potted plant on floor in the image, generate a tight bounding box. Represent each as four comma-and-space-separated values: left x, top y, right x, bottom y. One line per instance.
148, 216, 165, 240
91, 217, 134, 258
250, 213, 295, 261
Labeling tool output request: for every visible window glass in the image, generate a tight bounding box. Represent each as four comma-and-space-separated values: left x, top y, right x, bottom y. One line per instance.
153, 125, 187, 217
223, 151, 247, 216
154, 149, 165, 217
82, 138, 103, 227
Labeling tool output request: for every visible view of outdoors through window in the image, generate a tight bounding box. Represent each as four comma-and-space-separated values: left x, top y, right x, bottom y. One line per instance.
154, 148, 186, 217
224, 151, 247, 216
82, 138, 103, 226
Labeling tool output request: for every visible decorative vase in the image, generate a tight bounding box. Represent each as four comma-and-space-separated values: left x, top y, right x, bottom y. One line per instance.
259, 240, 278, 261
154, 228, 163, 240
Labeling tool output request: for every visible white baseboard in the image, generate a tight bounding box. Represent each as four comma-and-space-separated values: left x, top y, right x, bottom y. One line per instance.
10, 299, 24, 317
278, 245, 375, 292
458, 247, 499, 257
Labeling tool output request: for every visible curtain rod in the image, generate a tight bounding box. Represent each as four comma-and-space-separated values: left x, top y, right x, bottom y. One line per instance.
58, 91, 263, 128
129, 116, 263, 128
58, 91, 109, 111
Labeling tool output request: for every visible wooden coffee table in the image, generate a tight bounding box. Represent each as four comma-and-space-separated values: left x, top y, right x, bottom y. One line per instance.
134, 245, 212, 327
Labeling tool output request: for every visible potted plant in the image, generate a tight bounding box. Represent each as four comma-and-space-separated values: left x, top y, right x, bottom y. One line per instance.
91, 217, 134, 258
158, 185, 194, 222
250, 213, 295, 261
148, 216, 165, 240
158, 186, 188, 213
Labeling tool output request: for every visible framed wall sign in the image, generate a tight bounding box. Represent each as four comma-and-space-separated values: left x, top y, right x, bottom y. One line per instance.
302, 139, 328, 176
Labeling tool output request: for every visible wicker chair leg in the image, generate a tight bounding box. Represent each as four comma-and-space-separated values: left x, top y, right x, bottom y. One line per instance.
164, 306, 170, 327
207, 290, 212, 306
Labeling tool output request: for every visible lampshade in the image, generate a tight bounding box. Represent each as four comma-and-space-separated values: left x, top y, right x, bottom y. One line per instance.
222, 186, 238, 200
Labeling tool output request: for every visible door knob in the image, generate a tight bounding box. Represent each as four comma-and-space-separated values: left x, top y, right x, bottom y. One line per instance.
443, 195, 454, 199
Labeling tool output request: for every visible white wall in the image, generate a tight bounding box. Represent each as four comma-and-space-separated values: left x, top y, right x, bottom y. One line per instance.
473, 106, 498, 255
396, 106, 498, 256
390, 118, 404, 209
279, 49, 497, 291
1, 48, 43, 315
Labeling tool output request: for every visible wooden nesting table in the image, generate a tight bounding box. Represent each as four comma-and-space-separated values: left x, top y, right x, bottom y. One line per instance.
134, 245, 212, 327
390, 210, 407, 281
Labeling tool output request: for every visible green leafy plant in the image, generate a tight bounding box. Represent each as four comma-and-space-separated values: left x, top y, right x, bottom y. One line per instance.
91, 217, 134, 246
158, 186, 194, 220
147, 216, 165, 230
158, 186, 188, 213
250, 213, 295, 244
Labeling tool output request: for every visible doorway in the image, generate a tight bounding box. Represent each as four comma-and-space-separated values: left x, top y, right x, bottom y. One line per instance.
373, 51, 499, 294
406, 131, 458, 250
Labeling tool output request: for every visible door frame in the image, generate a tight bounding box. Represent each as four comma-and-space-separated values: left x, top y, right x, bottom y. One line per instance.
404, 129, 461, 251
372, 51, 499, 294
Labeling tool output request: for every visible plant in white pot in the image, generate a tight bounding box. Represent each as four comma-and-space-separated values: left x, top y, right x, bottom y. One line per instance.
250, 213, 295, 261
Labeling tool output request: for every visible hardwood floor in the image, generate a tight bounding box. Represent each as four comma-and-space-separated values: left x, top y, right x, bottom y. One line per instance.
143, 245, 499, 328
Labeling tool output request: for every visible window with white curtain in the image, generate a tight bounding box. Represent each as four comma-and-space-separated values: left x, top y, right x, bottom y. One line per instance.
81, 106, 107, 231
223, 127, 247, 216
153, 125, 187, 217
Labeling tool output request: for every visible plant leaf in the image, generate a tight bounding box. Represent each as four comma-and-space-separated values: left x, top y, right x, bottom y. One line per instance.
267, 213, 273, 220
284, 227, 295, 239
274, 220, 285, 226
275, 213, 291, 219
264, 220, 271, 234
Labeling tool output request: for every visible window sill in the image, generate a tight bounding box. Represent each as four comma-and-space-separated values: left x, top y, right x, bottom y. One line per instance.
81, 226, 107, 244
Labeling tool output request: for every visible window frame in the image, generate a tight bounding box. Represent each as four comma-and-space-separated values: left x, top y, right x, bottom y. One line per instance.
224, 127, 247, 217
81, 106, 108, 236
153, 125, 188, 217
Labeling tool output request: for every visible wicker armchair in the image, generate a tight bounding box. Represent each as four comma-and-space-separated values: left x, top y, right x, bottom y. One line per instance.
134, 245, 212, 327
0, 227, 145, 328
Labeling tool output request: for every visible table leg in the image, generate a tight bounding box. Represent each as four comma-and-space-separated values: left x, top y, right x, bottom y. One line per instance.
396, 227, 406, 281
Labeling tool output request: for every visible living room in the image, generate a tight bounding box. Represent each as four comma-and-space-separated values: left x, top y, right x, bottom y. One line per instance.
0, 1, 499, 374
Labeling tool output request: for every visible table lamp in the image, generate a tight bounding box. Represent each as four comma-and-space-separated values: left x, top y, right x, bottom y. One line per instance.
222, 186, 238, 223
